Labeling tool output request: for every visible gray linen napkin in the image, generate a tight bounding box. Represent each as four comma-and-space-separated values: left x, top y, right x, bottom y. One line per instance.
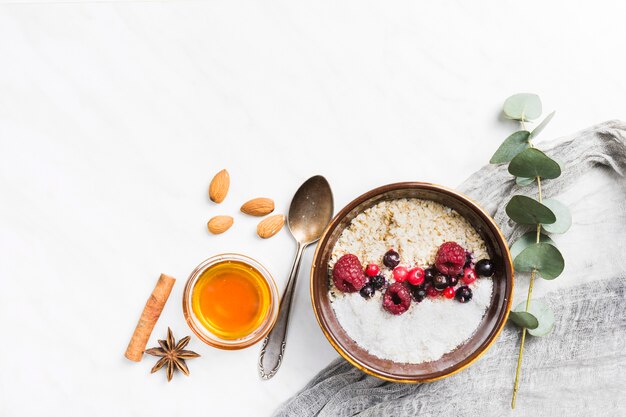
274, 120, 626, 417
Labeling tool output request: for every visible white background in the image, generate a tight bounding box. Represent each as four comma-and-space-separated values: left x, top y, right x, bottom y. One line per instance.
1, 1, 625, 416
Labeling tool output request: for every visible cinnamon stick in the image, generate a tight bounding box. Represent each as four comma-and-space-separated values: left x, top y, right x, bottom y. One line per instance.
125, 273, 176, 362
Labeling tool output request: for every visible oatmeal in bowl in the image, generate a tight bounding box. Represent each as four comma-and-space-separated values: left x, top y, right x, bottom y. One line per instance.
311, 183, 513, 383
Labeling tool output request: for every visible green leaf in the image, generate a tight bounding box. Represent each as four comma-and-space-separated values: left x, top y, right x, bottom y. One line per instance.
503, 93, 542, 121
514, 300, 555, 337
510, 232, 555, 259
505, 195, 556, 225
530, 111, 555, 139
508, 148, 561, 179
490, 131, 531, 164
515, 177, 535, 186
514, 242, 565, 280
541, 199, 572, 234
509, 311, 539, 330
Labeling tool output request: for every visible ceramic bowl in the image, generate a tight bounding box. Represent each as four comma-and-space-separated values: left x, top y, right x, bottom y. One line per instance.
310, 182, 514, 383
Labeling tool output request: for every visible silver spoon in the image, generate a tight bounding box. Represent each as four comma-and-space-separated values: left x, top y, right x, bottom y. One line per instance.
258, 175, 334, 379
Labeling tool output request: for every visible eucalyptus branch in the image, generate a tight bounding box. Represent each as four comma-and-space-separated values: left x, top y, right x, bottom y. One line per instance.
490, 93, 570, 409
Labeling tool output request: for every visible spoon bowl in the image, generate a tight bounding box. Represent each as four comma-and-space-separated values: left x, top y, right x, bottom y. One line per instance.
288, 176, 334, 244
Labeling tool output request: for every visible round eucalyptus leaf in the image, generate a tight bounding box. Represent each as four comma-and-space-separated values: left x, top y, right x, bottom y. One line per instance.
508, 148, 561, 179
503, 93, 542, 121
510, 232, 555, 259
490, 131, 531, 164
515, 177, 535, 187
530, 111, 556, 139
514, 242, 565, 280
506, 195, 556, 225
514, 300, 555, 337
509, 311, 539, 330
541, 199, 572, 234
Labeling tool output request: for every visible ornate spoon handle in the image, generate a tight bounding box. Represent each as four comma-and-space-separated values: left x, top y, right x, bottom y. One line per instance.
258, 242, 305, 380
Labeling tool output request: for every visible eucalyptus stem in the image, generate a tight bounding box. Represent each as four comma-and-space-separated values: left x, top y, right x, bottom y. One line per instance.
496, 93, 565, 410
511, 149, 544, 409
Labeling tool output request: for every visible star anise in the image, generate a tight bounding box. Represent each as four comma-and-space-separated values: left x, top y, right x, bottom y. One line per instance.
145, 327, 200, 382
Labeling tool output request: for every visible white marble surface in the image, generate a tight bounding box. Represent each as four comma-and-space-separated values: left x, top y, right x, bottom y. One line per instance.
1, 1, 626, 416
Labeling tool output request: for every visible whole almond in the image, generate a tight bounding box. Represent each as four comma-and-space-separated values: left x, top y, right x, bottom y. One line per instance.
241, 198, 275, 217
209, 169, 230, 203
257, 215, 285, 239
207, 215, 234, 234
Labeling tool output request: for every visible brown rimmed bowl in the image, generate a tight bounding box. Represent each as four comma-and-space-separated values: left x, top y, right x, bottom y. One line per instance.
310, 182, 514, 383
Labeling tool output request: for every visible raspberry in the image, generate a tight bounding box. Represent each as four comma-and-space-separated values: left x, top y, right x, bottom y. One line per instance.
382, 283, 412, 315
332, 254, 366, 293
365, 263, 380, 277
435, 242, 466, 276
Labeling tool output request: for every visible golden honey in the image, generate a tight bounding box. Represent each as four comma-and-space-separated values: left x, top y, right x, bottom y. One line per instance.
191, 260, 272, 340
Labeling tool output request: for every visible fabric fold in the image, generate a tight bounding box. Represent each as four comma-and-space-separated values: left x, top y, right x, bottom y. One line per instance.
274, 120, 626, 417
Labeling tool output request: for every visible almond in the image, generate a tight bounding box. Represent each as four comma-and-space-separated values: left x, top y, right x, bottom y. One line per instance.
257, 214, 285, 239
240, 197, 275, 216
209, 169, 230, 203
207, 215, 234, 234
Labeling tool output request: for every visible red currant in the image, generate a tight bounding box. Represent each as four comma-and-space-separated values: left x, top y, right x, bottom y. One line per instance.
462, 267, 477, 284
443, 286, 455, 299
393, 266, 409, 282
425, 283, 439, 298
365, 263, 380, 277
407, 267, 425, 286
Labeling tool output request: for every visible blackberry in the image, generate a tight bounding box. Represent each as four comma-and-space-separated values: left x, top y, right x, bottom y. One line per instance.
359, 284, 375, 299
410, 285, 427, 302
433, 274, 449, 291
424, 267, 436, 283
455, 285, 473, 303
370, 275, 386, 290
447, 275, 459, 287
475, 259, 495, 277
383, 249, 401, 269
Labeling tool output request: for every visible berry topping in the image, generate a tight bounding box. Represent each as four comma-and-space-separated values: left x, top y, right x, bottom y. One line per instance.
407, 267, 425, 286
447, 274, 459, 287
383, 249, 401, 269
370, 275, 386, 290
475, 259, 495, 277
332, 254, 367, 293
424, 267, 436, 283
462, 267, 477, 284
435, 242, 466, 276
425, 283, 439, 298
410, 284, 427, 302
359, 284, 375, 299
365, 263, 380, 277
432, 274, 449, 291
393, 266, 409, 282
382, 283, 412, 315
443, 286, 456, 299
455, 286, 473, 303
464, 251, 474, 268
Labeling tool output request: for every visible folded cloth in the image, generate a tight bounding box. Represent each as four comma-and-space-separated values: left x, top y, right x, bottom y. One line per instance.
274, 120, 626, 417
